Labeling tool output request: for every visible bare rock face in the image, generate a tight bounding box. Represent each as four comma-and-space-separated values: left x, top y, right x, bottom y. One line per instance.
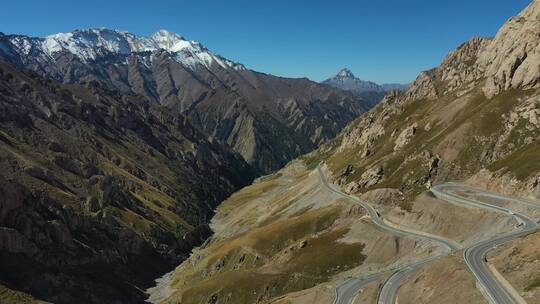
492, 93, 540, 159
337, 93, 402, 157
345, 165, 384, 192
0, 227, 39, 256
336, 164, 356, 185
440, 36, 491, 93
507, 94, 540, 128
340, 113, 386, 156
405, 37, 491, 101
394, 123, 418, 151
480, 0, 540, 97
528, 175, 540, 199
405, 69, 440, 100
320, 1, 540, 203
403, 1, 540, 100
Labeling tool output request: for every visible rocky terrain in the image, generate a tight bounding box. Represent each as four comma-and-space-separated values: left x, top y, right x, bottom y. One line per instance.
322, 68, 409, 107
0, 29, 369, 173
0, 59, 255, 304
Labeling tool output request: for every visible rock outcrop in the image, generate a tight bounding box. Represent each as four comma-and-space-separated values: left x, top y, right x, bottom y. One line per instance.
344, 165, 384, 192
394, 123, 418, 151
402, 1, 540, 101
480, 0, 540, 97
406, 36, 491, 101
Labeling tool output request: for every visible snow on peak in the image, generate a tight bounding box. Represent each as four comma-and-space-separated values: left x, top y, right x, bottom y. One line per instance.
153, 29, 184, 40
42, 28, 139, 60
336, 68, 355, 79
6, 28, 246, 71
150, 29, 192, 52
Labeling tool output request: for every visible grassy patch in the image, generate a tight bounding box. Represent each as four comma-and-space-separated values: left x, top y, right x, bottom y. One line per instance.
0, 284, 46, 304
398, 200, 413, 212
179, 271, 287, 304
525, 276, 540, 292
286, 228, 365, 278
169, 205, 367, 304
175, 225, 365, 304
489, 140, 540, 180
248, 206, 341, 256
218, 178, 280, 214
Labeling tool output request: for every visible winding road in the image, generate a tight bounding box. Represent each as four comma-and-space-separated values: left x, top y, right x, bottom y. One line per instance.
318, 165, 458, 304
432, 184, 540, 304
318, 164, 540, 304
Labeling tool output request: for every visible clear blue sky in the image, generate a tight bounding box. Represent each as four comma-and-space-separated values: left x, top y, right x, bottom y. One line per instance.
0, 0, 532, 83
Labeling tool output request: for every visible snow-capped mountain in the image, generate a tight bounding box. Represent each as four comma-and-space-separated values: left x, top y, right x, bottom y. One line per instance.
1, 28, 246, 71
322, 68, 409, 106
0, 28, 369, 174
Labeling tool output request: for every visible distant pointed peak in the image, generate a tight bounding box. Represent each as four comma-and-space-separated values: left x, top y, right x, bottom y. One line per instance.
336, 68, 355, 79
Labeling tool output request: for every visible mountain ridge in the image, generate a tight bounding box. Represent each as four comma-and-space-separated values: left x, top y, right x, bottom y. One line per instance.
0, 28, 247, 70
0, 29, 369, 173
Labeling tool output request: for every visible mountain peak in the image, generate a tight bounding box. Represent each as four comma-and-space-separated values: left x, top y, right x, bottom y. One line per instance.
153, 29, 183, 39
4, 28, 246, 71
336, 68, 355, 79
324, 68, 382, 92
150, 29, 190, 52
322, 68, 409, 106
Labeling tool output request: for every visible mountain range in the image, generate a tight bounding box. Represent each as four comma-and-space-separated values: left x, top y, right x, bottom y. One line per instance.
1, 1, 540, 304
0, 29, 369, 173
322, 68, 409, 106
0, 27, 371, 304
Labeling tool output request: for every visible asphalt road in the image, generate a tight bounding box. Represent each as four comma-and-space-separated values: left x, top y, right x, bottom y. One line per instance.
318, 166, 458, 252
317, 165, 458, 304
432, 184, 540, 304
335, 273, 382, 304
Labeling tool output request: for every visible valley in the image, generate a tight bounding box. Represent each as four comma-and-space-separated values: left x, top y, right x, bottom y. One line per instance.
1, 1, 540, 304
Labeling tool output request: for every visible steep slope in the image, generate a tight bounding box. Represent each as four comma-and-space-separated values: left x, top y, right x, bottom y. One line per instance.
322, 68, 409, 107
307, 0, 540, 199
0, 29, 368, 173
0, 59, 255, 304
